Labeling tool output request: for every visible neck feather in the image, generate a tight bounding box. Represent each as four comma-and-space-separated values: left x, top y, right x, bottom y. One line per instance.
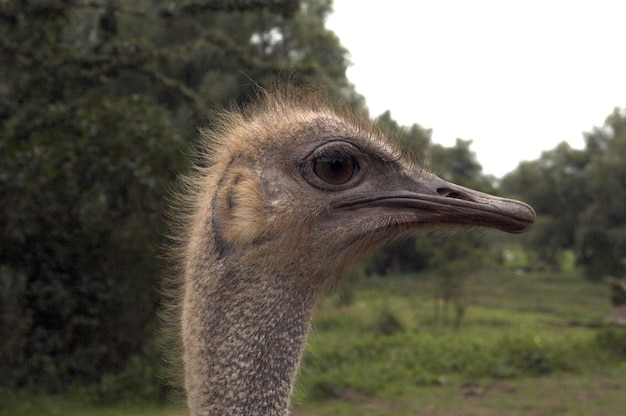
182, 260, 321, 416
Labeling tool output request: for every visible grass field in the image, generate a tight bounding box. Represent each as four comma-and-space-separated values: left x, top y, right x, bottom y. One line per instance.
289, 267, 626, 415
2, 265, 625, 415
292, 372, 626, 415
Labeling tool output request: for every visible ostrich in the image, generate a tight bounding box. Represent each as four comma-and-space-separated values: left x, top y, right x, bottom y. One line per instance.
175, 87, 535, 416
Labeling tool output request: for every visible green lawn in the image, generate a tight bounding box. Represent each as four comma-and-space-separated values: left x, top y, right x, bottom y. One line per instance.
292, 371, 626, 416
3, 267, 625, 415
293, 268, 623, 400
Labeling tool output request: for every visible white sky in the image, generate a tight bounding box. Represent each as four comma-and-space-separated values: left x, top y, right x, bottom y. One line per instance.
326, 0, 626, 177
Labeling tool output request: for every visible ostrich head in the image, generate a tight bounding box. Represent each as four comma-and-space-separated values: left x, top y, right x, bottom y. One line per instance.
178, 87, 535, 416
195, 89, 533, 280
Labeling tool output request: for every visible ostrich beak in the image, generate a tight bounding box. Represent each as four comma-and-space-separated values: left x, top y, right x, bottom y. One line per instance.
332, 173, 536, 234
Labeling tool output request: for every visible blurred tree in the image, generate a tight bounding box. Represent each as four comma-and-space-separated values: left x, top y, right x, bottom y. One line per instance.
576, 109, 626, 280
430, 233, 490, 327
0, 0, 359, 388
501, 142, 590, 270
246, 0, 363, 105
502, 108, 626, 280
430, 139, 485, 187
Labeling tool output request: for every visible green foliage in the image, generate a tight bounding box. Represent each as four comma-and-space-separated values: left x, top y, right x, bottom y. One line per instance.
0, 0, 359, 389
576, 109, 626, 280
501, 143, 589, 270
296, 271, 624, 403
300, 331, 606, 400
502, 108, 626, 280
1, 93, 183, 388
85, 354, 166, 405
371, 303, 404, 336
430, 139, 485, 187
595, 328, 626, 358
3, 271, 626, 414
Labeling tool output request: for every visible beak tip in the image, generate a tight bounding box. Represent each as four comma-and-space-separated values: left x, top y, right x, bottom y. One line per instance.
505, 202, 536, 233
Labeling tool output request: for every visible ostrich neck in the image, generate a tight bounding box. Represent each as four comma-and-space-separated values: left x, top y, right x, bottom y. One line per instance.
183, 259, 322, 416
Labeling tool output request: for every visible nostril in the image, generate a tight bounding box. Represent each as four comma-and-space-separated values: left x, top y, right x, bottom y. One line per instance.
437, 187, 474, 201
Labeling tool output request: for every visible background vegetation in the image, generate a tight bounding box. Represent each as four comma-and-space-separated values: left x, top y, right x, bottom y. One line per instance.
1, 0, 625, 414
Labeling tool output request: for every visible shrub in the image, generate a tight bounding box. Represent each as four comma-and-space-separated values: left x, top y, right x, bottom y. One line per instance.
372, 304, 404, 336
85, 354, 167, 405
595, 328, 626, 358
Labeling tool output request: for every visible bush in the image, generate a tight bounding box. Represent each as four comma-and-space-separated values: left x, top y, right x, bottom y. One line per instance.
85, 353, 168, 405
595, 328, 626, 358
372, 304, 404, 336
496, 335, 573, 375
298, 329, 620, 401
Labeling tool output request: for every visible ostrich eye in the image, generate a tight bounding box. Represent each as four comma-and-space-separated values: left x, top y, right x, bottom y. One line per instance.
302, 141, 366, 190
313, 153, 358, 185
